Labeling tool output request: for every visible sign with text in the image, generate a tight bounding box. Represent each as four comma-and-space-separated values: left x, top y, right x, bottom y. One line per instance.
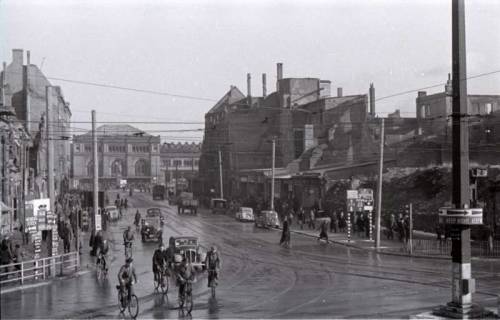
347, 190, 359, 200
358, 188, 374, 201
31, 199, 51, 217
26, 217, 38, 233
439, 208, 483, 226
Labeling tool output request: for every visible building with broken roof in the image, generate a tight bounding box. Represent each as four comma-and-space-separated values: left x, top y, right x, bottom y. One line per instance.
71, 124, 161, 189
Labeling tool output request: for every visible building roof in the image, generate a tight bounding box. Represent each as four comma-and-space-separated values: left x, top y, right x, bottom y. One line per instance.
80, 124, 150, 137
161, 142, 201, 153
206, 86, 246, 114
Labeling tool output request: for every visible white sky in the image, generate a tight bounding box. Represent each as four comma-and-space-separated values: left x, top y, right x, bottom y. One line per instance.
1, 0, 499, 142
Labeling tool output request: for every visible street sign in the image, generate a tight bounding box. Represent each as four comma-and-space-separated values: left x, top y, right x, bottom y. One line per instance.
439, 208, 483, 225
347, 190, 358, 200
358, 188, 374, 201
363, 205, 373, 211
26, 217, 37, 233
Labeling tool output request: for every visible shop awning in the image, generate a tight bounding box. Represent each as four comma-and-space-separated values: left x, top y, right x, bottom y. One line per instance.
0, 201, 13, 212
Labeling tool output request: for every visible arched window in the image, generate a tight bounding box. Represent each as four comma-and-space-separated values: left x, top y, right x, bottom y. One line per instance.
135, 159, 149, 176
111, 159, 124, 176
87, 161, 94, 176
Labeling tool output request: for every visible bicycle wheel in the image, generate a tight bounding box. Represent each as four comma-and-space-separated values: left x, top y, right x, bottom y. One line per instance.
96, 263, 102, 280
211, 286, 216, 298
160, 274, 169, 294
153, 273, 159, 291
128, 294, 139, 319
118, 290, 126, 313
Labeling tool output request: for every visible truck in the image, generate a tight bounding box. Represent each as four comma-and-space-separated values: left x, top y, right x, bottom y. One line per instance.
152, 185, 166, 201
177, 192, 198, 215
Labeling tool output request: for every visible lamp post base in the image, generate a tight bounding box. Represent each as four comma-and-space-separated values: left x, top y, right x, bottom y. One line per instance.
432, 302, 497, 319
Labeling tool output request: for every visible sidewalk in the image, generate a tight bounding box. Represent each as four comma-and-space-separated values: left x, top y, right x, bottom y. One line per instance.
284, 222, 450, 259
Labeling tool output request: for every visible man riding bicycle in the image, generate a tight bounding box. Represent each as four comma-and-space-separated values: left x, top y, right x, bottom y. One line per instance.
152, 243, 167, 283
118, 257, 138, 302
134, 210, 141, 228
176, 255, 194, 301
123, 226, 134, 257
96, 239, 110, 271
205, 246, 221, 287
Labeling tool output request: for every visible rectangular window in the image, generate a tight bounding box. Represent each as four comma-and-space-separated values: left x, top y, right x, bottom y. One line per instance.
485, 103, 492, 114
84, 144, 91, 152
173, 160, 182, 167
75, 144, 81, 152
194, 160, 199, 166
162, 159, 171, 167
184, 160, 193, 167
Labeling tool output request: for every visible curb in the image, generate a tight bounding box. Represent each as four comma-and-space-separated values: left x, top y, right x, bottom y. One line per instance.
285, 228, 453, 260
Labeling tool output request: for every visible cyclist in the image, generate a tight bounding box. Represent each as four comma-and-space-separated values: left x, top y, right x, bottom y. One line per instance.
118, 257, 137, 303
123, 226, 134, 257
152, 243, 167, 283
176, 255, 194, 302
134, 210, 141, 228
97, 239, 110, 271
204, 246, 221, 287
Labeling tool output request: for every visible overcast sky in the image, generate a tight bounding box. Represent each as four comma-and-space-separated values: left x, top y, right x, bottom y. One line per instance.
1, 0, 499, 142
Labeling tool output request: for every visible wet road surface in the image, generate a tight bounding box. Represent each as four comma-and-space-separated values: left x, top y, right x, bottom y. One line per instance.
2, 191, 499, 319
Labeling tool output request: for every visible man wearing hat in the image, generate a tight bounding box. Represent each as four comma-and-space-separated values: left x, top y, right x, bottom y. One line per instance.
118, 257, 138, 302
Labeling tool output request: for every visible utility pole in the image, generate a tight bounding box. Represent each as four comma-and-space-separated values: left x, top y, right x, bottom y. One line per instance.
46, 86, 56, 276
409, 203, 413, 255
375, 118, 384, 249
270, 137, 276, 211
92, 110, 98, 231
434, 1, 492, 318
218, 148, 223, 199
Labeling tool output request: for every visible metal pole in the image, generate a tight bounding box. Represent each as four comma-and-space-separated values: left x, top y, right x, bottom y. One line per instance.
409, 203, 413, 255
218, 148, 223, 199
450, 0, 472, 310
271, 138, 275, 211
92, 110, 98, 231
375, 118, 384, 249
46, 86, 56, 277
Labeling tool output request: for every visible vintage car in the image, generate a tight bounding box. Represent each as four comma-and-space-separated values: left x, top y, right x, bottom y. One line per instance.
106, 206, 120, 222
235, 207, 255, 222
255, 210, 280, 229
147, 207, 164, 224
141, 216, 162, 242
211, 198, 228, 215
170, 236, 207, 271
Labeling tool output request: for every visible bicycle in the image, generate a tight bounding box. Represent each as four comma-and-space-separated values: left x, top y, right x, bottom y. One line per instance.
178, 279, 194, 314
207, 269, 217, 298
124, 242, 133, 259
117, 283, 139, 318
96, 252, 107, 280
154, 265, 169, 294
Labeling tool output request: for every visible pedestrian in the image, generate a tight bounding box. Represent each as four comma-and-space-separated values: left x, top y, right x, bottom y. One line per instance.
308, 209, 316, 230
0, 238, 13, 277
318, 221, 328, 242
297, 207, 305, 230
356, 213, 364, 237
280, 219, 291, 248
397, 213, 404, 242
12, 243, 23, 273
339, 211, 346, 233
287, 209, 294, 227
330, 211, 338, 233
387, 214, 396, 240
364, 213, 370, 239
63, 222, 72, 253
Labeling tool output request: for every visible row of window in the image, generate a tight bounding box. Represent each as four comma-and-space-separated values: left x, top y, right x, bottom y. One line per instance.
162, 159, 199, 167
75, 144, 151, 153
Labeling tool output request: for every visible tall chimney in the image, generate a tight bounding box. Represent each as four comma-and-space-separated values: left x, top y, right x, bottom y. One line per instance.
247, 73, 252, 106
12, 49, 23, 66
276, 62, 283, 91
27, 50, 31, 65
337, 87, 343, 97
1, 62, 6, 107
262, 73, 267, 98
369, 83, 375, 116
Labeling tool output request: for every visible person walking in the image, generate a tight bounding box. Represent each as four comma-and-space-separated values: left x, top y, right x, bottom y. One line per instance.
339, 211, 346, 233
308, 209, 316, 230
331, 211, 339, 233
297, 207, 305, 230
280, 219, 291, 248
318, 221, 328, 242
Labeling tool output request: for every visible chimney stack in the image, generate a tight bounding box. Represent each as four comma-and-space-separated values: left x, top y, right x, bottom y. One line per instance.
445, 73, 452, 95
27, 50, 31, 65
337, 87, 343, 97
262, 73, 267, 98
2, 62, 6, 106
276, 62, 283, 91
12, 49, 23, 66
247, 73, 252, 106
369, 83, 375, 116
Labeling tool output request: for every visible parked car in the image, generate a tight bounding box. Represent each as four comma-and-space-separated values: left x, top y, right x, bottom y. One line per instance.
141, 217, 162, 242
147, 207, 164, 224
170, 236, 207, 271
106, 206, 120, 221
235, 207, 255, 222
211, 198, 228, 215
255, 210, 280, 228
